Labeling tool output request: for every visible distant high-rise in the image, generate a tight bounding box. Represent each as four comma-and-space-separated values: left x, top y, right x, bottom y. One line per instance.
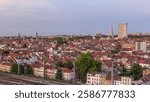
36, 32, 39, 41
118, 23, 128, 38
18, 33, 21, 38
36, 32, 39, 38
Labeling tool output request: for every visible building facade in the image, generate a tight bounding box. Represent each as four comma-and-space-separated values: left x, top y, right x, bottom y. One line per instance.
114, 76, 133, 85
0, 63, 11, 72
135, 42, 147, 52
45, 68, 57, 79
61, 67, 74, 81
86, 73, 111, 85
118, 23, 128, 38
86, 73, 102, 85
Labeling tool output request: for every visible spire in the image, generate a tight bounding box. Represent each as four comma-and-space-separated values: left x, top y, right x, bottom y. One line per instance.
111, 25, 113, 35
109, 25, 113, 37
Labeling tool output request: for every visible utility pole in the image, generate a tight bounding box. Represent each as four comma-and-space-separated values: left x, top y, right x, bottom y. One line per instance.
73, 61, 76, 84
43, 60, 45, 78
18, 61, 20, 75
110, 51, 115, 85
17, 56, 22, 75
111, 61, 114, 85
42, 55, 48, 79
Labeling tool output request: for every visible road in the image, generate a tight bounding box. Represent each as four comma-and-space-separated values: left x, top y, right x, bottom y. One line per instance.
0, 72, 69, 85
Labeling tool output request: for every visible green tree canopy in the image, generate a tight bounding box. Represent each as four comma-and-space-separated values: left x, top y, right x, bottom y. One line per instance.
11, 63, 34, 75
56, 37, 66, 45
22, 44, 28, 48
64, 61, 73, 69
25, 65, 34, 75
10, 62, 24, 75
55, 69, 63, 80
56, 61, 64, 67
11, 63, 18, 74
2, 50, 10, 56
76, 52, 102, 82
130, 63, 143, 80
111, 49, 119, 54
56, 61, 73, 69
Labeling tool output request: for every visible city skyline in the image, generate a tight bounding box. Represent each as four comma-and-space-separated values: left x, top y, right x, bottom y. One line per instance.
0, 0, 150, 36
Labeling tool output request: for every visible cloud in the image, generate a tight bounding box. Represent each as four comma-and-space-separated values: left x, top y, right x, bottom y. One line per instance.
0, 0, 57, 12
0, 0, 150, 35
113, 0, 150, 16
0, 0, 9, 7
0, 0, 59, 21
0, 0, 60, 35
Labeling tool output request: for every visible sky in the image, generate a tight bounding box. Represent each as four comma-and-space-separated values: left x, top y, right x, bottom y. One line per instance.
0, 0, 150, 36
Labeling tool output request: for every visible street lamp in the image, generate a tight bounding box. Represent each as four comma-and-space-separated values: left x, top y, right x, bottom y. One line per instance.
72, 58, 77, 84
111, 60, 114, 85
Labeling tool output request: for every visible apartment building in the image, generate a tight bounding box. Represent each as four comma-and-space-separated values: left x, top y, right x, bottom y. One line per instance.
135, 42, 147, 52
0, 63, 11, 72
114, 76, 133, 85
86, 73, 109, 85
61, 67, 74, 81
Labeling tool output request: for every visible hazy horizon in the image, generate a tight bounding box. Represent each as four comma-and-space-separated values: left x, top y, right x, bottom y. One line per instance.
0, 0, 150, 36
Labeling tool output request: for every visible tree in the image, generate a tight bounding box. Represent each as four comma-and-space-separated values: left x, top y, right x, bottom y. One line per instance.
22, 44, 28, 48
64, 61, 73, 69
20, 65, 25, 74
25, 65, 34, 75
95, 60, 102, 72
2, 50, 10, 56
69, 37, 74, 41
121, 67, 130, 76
55, 69, 63, 80
76, 52, 102, 82
56, 37, 66, 45
11, 63, 34, 75
56, 61, 64, 67
11, 62, 24, 74
111, 49, 119, 54
56, 61, 73, 69
130, 63, 143, 80
11, 63, 18, 74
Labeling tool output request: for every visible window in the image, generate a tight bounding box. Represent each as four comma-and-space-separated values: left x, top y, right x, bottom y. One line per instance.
87, 81, 90, 83
88, 74, 91, 76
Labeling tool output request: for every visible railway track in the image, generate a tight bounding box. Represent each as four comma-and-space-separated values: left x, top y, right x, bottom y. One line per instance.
0, 72, 69, 85
0, 73, 46, 85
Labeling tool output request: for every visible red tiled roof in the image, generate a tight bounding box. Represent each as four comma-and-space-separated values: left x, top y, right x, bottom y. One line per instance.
139, 60, 145, 64
123, 48, 133, 51
60, 67, 73, 73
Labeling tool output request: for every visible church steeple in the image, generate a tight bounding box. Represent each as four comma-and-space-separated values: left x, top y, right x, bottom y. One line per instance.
108, 25, 114, 37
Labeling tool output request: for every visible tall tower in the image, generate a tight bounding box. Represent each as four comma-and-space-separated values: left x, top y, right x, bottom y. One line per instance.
36, 32, 39, 38
18, 33, 21, 38
118, 23, 128, 38
36, 32, 39, 41
108, 26, 114, 37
